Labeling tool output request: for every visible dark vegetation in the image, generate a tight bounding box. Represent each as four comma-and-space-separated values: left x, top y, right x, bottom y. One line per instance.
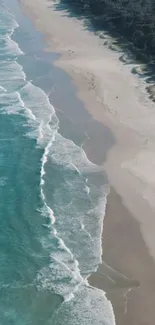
54, 0, 155, 66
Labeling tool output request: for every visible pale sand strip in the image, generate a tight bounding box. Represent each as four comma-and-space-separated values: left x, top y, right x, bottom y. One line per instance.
19, 0, 155, 264
20, 0, 155, 268
18, 1, 155, 323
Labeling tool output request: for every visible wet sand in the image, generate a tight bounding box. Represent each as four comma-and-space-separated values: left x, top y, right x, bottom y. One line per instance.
19, 0, 155, 324
89, 188, 155, 325
52, 78, 155, 324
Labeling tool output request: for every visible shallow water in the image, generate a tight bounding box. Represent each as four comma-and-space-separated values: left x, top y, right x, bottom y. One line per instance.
0, 0, 115, 324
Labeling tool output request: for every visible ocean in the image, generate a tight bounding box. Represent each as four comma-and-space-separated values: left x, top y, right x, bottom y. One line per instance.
0, 0, 115, 324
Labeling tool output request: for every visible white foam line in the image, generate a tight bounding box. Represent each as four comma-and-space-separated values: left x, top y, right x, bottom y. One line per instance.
0, 1, 95, 307
58, 238, 75, 256
80, 221, 91, 238
46, 204, 56, 224
40, 132, 58, 226
5, 33, 24, 55
51, 253, 85, 283
85, 178, 90, 194
16, 91, 36, 120
40, 138, 88, 300
41, 141, 52, 178
70, 162, 81, 175
0, 85, 7, 92
38, 127, 107, 300
1, 5, 109, 307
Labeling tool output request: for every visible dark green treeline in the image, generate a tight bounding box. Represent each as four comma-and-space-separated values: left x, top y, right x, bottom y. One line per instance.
55, 0, 155, 63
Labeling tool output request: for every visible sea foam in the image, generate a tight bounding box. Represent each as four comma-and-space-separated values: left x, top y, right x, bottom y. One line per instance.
0, 4, 115, 325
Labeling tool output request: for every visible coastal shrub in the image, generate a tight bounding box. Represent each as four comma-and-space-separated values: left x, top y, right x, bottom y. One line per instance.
58, 0, 155, 62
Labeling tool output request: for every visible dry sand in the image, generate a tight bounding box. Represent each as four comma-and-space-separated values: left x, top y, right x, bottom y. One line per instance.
19, 0, 155, 323
19, 0, 155, 257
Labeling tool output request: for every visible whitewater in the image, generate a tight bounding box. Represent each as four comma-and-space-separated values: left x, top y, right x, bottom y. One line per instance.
0, 0, 115, 324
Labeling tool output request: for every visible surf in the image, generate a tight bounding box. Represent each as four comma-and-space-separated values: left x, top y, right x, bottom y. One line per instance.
0, 1, 116, 324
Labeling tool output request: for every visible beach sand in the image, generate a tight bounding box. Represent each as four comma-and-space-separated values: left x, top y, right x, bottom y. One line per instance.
19, 0, 155, 323
89, 188, 155, 325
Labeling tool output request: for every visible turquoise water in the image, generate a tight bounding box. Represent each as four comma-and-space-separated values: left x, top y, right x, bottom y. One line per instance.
0, 1, 115, 324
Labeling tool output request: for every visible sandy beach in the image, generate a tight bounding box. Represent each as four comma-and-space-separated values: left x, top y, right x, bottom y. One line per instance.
19, 0, 155, 323
89, 188, 155, 325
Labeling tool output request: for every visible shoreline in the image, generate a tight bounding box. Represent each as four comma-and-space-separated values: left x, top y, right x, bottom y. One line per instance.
89, 187, 155, 324
19, 0, 155, 257
18, 1, 155, 324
